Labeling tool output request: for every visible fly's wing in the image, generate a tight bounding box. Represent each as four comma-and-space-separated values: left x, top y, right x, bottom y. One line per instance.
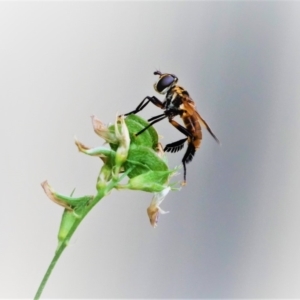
181, 95, 196, 116
195, 111, 220, 144
181, 95, 220, 144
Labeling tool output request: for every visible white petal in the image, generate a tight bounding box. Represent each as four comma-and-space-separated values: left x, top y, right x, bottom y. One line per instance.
147, 187, 171, 227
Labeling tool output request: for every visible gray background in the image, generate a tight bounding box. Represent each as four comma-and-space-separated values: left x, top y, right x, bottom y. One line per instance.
1, 2, 300, 299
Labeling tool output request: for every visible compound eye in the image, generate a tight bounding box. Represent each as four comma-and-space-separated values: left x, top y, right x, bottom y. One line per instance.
156, 75, 175, 93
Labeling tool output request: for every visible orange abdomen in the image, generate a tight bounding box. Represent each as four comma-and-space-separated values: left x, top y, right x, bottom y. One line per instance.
182, 112, 202, 149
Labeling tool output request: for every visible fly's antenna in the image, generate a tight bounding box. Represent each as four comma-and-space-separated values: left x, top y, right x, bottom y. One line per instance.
154, 70, 162, 76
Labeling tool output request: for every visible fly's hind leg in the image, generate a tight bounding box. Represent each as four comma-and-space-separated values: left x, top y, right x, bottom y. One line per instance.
164, 138, 187, 153
167, 119, 195, 185
181, 142, 196, 186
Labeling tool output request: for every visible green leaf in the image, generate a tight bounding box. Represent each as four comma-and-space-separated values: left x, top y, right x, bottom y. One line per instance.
125, 114, 158, 148
124, 145, 168, 178
123, 170, 173, 192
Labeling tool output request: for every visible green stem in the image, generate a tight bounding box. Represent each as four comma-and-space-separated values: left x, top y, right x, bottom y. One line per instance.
34, 238, 68, 300
34, 179, 118, 300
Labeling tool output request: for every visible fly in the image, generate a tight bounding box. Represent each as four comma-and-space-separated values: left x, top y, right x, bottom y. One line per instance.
123, 71, 220, 185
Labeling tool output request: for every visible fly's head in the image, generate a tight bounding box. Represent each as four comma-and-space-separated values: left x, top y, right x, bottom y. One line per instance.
153, 71, 178, 95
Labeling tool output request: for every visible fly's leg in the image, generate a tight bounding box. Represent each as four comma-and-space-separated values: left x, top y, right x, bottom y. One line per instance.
167, 119, 195, 185
164, 138, 188, 153
124, 96, 164, 116
148, 113, 166, 122
167, 119, 193, 140
181, 142, 196, 186
135, 114, 167, 136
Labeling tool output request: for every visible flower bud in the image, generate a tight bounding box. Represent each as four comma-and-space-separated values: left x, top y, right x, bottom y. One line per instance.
96, 164, 112, 190
114, 115, 130, 177
75, 138, 116, 165
57, 210, 77, 250
41, 181, 73, 211
91, 115, 118, 144
41, 181, 93, 212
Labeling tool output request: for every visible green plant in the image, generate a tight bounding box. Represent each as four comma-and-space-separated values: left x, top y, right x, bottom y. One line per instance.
34, 114, 178, 299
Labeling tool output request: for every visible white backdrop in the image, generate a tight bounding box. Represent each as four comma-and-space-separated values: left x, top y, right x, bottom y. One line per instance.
1, 2, 300, 298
